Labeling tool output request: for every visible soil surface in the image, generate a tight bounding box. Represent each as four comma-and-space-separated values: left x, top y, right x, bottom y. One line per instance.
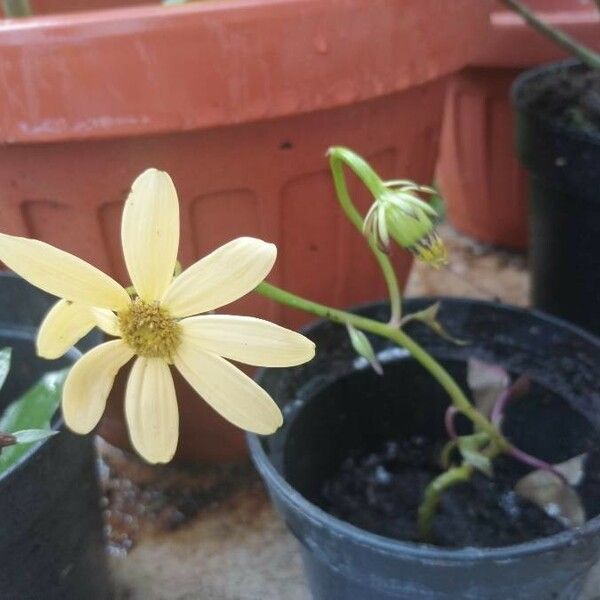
522, 64, 600, 135
321, 433, 600, 548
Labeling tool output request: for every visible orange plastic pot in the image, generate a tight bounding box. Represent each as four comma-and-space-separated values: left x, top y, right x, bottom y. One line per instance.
437, 0, 600, 250
0, 0, 491, 462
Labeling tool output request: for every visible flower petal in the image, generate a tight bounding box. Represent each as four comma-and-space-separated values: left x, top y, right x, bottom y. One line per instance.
162, 237, 276, 318
180, 315, 315, 367
62, 340, 134, 434
0, 233, 130, 310
92, 308, 121, 337
174, 340, 282, 434
37, 300, 96, 359
121, 169, 180, 302
125, 357, 178, 464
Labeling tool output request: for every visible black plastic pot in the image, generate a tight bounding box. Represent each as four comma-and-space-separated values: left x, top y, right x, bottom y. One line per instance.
248, 298, 600, 600
513, 59, 600, 335
0, 273, 111, 600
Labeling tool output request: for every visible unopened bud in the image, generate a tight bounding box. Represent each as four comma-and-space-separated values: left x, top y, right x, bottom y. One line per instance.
363, 183, 447, 267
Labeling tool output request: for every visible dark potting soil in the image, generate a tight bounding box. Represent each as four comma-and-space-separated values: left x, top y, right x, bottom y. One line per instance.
320, 388, 600, 548
521, 64, 600, 135
322, 437, 600, 548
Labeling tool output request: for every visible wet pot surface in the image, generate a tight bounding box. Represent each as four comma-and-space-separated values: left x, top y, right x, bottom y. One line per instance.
249, 298, 600, 600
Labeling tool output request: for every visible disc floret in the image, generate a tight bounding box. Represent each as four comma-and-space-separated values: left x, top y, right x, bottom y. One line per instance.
118, 298, 181, 360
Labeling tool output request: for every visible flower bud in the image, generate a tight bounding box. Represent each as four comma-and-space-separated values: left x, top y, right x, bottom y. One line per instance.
363, 183, 447, 267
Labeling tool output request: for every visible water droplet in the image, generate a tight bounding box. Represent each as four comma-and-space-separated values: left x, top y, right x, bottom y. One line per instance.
314, 35, 329, 55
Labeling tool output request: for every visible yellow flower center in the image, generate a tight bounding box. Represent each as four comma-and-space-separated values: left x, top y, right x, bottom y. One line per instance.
119, 299, 182, 360
410, 233, 448, 268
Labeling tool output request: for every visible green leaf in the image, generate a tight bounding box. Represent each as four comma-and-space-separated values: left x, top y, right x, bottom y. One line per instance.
401, 303, 469, 346
346, 324, 383, 375
457, 432, 493, 477
0, 368, 67, 475
12, 429, 59, 444
0, 348, 12, 392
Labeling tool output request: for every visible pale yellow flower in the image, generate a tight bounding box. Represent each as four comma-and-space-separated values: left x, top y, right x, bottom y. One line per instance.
0, 169, 315, 464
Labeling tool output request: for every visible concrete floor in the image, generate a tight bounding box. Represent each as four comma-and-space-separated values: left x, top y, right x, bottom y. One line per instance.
105, 225, 599, 600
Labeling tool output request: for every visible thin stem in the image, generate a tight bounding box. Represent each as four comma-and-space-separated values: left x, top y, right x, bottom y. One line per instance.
499, 0, 600, 70
328, 148, 403, 326
256, 282, 508, 450
3, 0, 31, 16
444, 406, 459, 439
418, 464, 473, 542
508, 446, 568, 485
419, 439, 505, 541
491, 375, 530, 425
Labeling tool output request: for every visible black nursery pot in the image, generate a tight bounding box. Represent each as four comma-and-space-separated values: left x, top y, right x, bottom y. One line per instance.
248, 298, 600, 600
0, 273, 111, 600
513, 59, 600, 335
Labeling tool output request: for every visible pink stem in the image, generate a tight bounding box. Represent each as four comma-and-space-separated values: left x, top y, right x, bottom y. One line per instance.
508, 445, 568, 486
491, 375, 531, 426
445, 406, 459, 440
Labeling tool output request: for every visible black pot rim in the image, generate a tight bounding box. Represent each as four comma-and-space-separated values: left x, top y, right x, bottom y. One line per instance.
247, 296, 600, 562
0, 324, 80, 483
511, 58, 600, 147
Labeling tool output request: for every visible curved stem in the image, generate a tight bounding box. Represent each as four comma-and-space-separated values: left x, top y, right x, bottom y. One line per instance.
444, 406, 459, 439
418, 464, 473, 542
508, 446, 568, 485
499, 0, 600, 70
256, 282, 508, 450
328, 148, 403, 326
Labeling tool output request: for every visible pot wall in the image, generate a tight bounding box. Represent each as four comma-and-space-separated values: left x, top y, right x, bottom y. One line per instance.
513, 60, 600, 336
249, 298, 600, 599
437, 0, 600, 249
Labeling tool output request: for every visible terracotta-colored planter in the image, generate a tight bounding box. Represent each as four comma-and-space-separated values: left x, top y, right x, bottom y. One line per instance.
437, 0, 600, 250
0, 0, 491, 462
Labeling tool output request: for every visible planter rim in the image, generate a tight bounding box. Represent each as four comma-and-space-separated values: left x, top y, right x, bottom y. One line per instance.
476, 7, 600, 68
511, 58, 600, 147
0, 0, 490, 144
0, 324, 80, 483
247, 296, 600, 562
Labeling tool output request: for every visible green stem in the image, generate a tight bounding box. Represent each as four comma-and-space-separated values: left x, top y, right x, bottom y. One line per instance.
256, 282, 508, 450
500, 0, 600, 70
3, 0, 31, 16
419, 442, 505, 541
328, 148, 403, 326
418, 464, 473, 542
